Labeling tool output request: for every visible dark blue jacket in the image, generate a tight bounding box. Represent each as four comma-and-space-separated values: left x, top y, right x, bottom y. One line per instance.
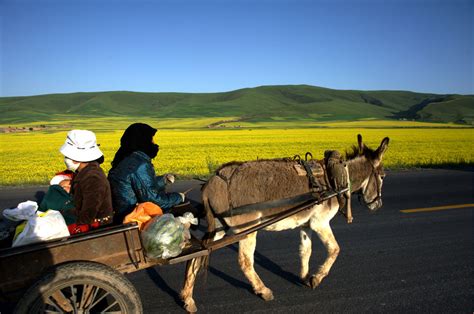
108, 151, 182, 220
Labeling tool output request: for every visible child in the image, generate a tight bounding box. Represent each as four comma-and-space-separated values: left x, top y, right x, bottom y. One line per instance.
38, 170, 76, 225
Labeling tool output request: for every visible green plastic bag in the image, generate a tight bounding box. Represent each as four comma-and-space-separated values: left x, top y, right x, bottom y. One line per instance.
140, 214, 185, 259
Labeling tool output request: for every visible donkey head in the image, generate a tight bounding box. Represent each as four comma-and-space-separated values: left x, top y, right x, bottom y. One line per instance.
352, 134, 390, 211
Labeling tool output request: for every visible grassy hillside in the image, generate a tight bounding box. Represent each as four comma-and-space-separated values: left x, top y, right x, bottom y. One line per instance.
0, 85, 472, 126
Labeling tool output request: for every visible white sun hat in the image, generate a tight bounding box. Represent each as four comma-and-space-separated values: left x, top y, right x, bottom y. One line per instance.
60, 130, 103, 162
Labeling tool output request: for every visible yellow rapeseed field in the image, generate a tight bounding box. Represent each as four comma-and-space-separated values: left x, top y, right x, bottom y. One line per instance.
0, 128, 473, 185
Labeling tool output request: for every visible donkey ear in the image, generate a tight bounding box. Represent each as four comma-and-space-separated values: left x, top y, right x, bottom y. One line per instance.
357, 134, 364, 154
376, 137, 390, 157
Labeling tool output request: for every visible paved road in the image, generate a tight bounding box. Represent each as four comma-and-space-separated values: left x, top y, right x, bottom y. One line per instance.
0, 169, 472, 313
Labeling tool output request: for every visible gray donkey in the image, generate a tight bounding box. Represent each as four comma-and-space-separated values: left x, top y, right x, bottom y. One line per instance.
181, 134, 389, 312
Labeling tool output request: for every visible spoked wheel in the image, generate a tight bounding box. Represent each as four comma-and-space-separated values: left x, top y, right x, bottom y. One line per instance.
14, 261, 143, 314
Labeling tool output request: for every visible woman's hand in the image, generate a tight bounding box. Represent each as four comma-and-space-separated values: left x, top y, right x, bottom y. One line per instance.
164, 173, 175, 185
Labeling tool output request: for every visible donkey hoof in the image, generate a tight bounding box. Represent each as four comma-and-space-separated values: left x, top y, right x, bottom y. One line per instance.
310, 275, 322, 289
347, 217, 353, 224
258, 288, 274, 301
302, 276, 311, 287
184, 302, 197, 313
182, 298, 197, 313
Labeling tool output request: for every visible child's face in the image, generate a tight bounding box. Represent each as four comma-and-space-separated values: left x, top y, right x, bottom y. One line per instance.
59, 179, 71, 193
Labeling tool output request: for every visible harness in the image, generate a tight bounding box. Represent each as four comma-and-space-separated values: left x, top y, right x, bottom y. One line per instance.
212, 154, 340, 231
358, 162, 382, 207
293, 153, 327, 193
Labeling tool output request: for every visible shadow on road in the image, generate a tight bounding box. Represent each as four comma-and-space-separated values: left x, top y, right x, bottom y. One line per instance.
225, 243, 302, 287
209, 266, 252, 293
145, 267, 183, 307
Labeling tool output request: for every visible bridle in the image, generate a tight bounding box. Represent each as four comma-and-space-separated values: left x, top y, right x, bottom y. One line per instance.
358, 162, 383, 207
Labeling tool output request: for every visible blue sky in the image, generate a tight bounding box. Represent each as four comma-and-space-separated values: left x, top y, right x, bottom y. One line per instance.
1, 0, 473, 97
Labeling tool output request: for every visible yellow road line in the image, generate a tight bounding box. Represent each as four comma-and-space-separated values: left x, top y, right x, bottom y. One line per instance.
400, 203, 474, 213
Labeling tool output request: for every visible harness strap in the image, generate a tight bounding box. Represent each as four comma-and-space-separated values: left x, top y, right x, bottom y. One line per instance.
300, 160, 323, 192
364, 164, 382, 206
211, 188, 349, 232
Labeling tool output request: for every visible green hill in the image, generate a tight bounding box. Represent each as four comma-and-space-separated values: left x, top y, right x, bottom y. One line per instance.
0, 85, 472, 126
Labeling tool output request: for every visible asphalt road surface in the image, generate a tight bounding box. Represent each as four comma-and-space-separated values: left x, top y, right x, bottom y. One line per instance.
0, 169, 472, 313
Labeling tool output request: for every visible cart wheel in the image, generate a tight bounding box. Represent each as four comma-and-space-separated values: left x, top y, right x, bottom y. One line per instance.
14, 261, 143, 314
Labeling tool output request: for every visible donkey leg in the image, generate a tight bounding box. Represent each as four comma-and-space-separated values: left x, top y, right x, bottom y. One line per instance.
180, 257, 202, 313
299, 226, 313, 284
345, 193, 353, 224
238, 232, 274, 301
308, 222, 340, 289
344, 165, 353, 224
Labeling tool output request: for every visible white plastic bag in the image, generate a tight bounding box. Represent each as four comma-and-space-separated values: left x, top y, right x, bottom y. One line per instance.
12, 210, 70, 247
176, 212, 198, 226
176, 212, 198, 243
3, 201, 38, 221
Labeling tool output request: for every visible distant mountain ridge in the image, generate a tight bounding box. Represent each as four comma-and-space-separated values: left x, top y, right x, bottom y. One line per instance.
0, 85, 472, 125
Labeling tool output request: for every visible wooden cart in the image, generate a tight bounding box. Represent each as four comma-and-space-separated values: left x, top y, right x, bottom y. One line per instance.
0, 189, 343, 313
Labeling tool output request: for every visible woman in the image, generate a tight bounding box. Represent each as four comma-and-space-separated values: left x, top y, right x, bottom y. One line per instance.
59, 130, 114, 233
108, 123, 184, 224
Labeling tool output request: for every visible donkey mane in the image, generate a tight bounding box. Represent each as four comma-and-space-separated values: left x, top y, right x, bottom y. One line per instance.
345, 144, 382, 191
345, 145, 377, 161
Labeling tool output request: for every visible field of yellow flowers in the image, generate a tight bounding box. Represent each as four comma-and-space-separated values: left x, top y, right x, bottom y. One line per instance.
0, 126, 472, 185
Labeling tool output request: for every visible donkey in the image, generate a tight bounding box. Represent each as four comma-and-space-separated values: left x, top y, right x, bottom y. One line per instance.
180, 134, 389, 312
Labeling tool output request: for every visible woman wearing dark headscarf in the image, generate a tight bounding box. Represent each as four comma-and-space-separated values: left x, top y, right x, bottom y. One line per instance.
108, 123, 184, 224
